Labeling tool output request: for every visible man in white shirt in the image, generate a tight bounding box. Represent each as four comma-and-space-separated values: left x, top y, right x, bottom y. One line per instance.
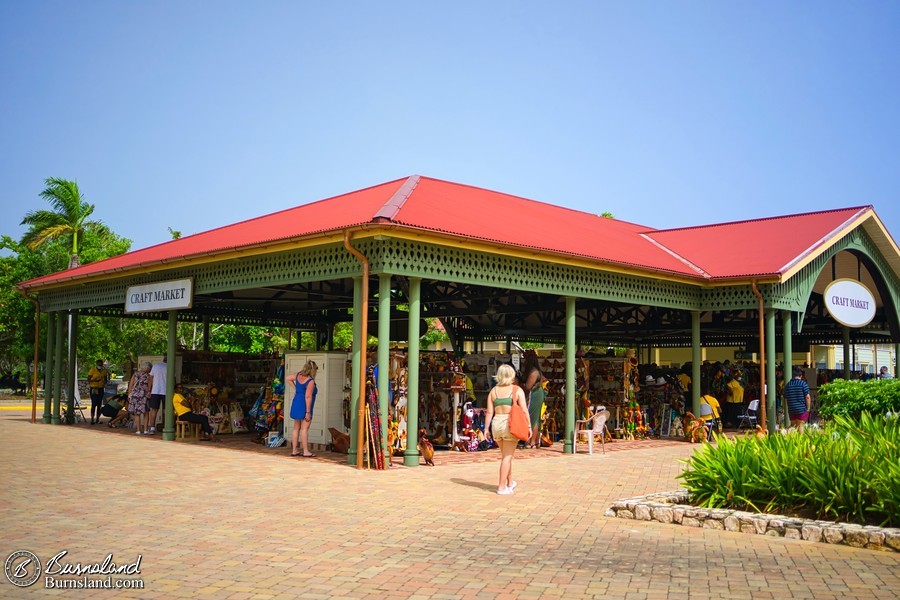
147, 357, 168, 434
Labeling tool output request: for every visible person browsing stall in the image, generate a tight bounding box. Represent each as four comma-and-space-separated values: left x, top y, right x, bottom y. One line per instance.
100, 394, 129, 427
173, 383, 217, 441
287, 360, 318, 458
146, 357, 167, 435
127, 361, 152, 435
86, 359, 110, 425
700, 389, 722, 434
783, 367, 812, 431
485, 363, 530, 495
520, 350, 545, 449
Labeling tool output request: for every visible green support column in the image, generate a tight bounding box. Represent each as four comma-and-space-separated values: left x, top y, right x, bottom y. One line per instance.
348, 278, 362, 466
842, 327, 851, 379
765, 310, 777, 432
43, 312, 55, 423
65, 311, 78, 423
782, 311, 793, 430
52, 312, 64, 424
691, 311, 701, 416
404, 277, 421, 466
377, 274, 391, 458
202, 315, 210, 351
564, 297, 576, 454
163, 311, 177, 441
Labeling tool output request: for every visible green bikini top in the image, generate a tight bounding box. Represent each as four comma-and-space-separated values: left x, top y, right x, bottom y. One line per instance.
493, 385, 517, 407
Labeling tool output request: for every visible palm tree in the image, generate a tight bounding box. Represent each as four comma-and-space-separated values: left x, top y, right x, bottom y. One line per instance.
20, 177, 102, 269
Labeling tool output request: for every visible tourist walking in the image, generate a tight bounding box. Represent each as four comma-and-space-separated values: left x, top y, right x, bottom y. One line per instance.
485, 363, 530, 495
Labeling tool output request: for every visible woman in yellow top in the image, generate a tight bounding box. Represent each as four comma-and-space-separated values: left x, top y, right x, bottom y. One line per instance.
174, 383, 216, 441
700, 391, 722, 434
484, 364, 530, 495
86, 359, 110, 425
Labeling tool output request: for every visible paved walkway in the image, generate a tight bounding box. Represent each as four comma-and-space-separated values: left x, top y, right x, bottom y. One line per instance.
1, 410, 898, 599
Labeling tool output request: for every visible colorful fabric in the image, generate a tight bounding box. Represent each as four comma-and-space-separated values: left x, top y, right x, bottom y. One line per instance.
128, 371, 150, 415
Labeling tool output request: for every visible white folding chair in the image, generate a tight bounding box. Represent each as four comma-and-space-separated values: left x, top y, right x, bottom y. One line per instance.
736, 400, 759, 430
698, 402, 715, 440
573, 408, 610, 454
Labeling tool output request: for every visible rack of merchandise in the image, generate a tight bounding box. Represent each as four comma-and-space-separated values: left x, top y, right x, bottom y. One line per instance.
462, 354, 510, 405
233, 357, 279, 403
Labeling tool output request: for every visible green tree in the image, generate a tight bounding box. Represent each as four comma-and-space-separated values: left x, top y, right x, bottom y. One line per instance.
1, 227, 132, 379
20, 178, 107, 268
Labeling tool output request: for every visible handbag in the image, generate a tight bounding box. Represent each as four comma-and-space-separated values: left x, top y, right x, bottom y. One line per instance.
507, 386, 531, 441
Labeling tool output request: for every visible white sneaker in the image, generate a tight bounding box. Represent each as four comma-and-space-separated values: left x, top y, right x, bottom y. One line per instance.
148, 427, 156, 434
135, 431, 142, 435
497, 486, 513, 495
508, 481, 518, 492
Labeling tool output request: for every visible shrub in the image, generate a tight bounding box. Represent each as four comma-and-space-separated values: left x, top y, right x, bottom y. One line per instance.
817, 378, 900, 420
677, 412, 900, 527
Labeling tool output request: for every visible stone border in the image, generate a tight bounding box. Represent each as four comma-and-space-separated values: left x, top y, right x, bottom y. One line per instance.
605, 490, 900, 552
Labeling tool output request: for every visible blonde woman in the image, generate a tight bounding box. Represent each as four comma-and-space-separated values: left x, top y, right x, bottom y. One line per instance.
287, 360, 318, 457
485, 363, 530, 494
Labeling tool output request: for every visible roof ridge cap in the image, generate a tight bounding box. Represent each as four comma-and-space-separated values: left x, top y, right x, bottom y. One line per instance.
639, 233, 710, 279
373, 175, 420, 221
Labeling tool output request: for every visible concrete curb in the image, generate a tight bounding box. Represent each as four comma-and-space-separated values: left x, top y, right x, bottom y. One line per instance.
606, 490, 900, 552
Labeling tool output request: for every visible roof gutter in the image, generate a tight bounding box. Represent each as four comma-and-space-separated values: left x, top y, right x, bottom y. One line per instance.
15, 288, 41, 424
343, 230, 369, 470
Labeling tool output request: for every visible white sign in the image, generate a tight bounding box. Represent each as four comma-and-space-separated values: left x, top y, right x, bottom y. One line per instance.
125, 279, 193, 313
823, 279, 876, 328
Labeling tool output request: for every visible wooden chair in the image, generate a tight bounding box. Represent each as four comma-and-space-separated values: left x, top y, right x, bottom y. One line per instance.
573, 408, 610, 454
176, 419, 200, 440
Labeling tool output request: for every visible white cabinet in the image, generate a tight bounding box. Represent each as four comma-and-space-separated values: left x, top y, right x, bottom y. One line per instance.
283, 352, 349, 445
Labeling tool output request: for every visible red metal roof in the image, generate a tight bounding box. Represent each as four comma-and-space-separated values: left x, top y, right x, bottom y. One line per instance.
20, 178, 405, 288
18, 175, 881, 289
645, 207, 871, 279
389, 177, 697, 276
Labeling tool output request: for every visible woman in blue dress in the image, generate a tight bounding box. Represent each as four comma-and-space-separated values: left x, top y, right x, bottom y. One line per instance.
288, 360, 318, 457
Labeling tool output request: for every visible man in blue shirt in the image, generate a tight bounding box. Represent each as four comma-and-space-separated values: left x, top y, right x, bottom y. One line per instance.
783, 367, 811, 431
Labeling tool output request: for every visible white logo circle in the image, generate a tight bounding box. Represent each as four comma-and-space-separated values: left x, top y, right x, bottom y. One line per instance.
4, 550, 41, 587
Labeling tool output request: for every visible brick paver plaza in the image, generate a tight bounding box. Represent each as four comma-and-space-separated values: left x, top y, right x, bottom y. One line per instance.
1, 409, 898, 599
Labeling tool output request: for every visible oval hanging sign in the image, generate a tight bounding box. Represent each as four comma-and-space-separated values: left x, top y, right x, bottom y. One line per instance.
823, 279, 876, 328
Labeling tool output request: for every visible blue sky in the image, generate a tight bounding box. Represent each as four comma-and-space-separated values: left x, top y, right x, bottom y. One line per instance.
1, 1, 898, 252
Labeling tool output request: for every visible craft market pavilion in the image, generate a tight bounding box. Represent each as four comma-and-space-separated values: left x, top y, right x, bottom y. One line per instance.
18, 175, 900, 465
